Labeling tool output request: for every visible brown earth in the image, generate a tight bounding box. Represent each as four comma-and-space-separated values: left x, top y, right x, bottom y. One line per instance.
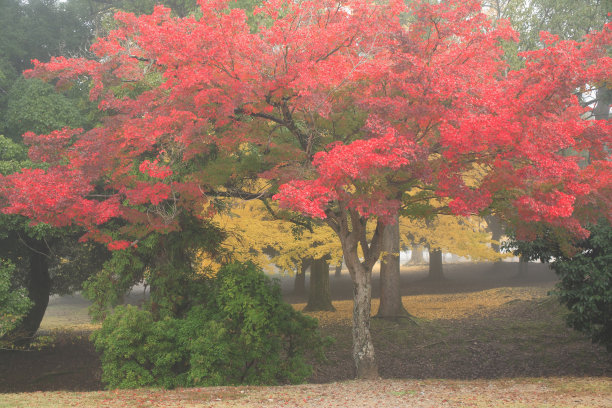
1, 261, 611, 394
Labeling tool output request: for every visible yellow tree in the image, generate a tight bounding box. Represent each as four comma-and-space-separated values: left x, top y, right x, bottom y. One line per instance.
400, 214, 504, 280
199, 198, 342, 311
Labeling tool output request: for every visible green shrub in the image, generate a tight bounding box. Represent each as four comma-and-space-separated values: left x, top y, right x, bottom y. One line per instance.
506, 220, 612, 352
550, 221, 612, 352
91, 305, 187, 389
0, 260, 32, 342
93, 262, 328, 388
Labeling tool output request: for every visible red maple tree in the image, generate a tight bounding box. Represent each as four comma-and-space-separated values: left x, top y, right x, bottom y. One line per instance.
1, 0, 610, 378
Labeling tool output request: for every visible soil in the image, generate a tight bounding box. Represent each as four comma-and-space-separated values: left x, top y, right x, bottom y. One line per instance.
1, 261, 610, 394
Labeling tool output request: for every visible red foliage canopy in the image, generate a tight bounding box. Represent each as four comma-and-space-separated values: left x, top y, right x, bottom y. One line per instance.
0, 0, 610, 248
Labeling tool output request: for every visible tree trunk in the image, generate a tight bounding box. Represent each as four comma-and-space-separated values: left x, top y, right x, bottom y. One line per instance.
304, 257, 335, 312
348, 258, 378, 379
407, 245, 425, 265
594, 86, 611, 121
324, 208, 384, 379
293, 258, 308, 296
334, 258, 343, 277
517, 256, 528, 277
486, 215, 504, 254
9, 240, 51, 344
427, 247, 445, 281
376, 217, 408, 318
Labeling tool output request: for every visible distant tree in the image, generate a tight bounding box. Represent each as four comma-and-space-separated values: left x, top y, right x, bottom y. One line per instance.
205, 198, 341, 311
4, 78, 82, 142
400, 215, 503, 281
376, 215, 409, 317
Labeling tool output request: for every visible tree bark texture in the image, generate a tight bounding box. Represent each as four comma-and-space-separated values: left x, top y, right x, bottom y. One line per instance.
376, 217, 408, 318
427, 247, 445, 281
304, 257, 335, 311
348, 257, 378, 379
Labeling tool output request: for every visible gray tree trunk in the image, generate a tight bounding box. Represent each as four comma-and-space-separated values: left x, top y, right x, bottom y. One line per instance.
293, 258, 308, 296
427, 247, 445, 281
334, 259, 343, 277
325, 209, 384, 379
376, 217, 408, 318
594, 86, 611, 121
486, 215, 504, 254
346, 254, 378, 379
304, 257, 335, 311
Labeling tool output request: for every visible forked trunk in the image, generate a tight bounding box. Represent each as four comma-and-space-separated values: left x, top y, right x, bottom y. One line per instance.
325, 209, 383, 379
517, 256, 528, 277
486, 215, 504, 253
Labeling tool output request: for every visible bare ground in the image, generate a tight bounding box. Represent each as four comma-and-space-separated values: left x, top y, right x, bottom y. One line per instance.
1, 378, 611, 408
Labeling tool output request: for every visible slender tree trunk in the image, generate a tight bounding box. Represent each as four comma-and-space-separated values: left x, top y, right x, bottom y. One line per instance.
293, 258, 308, 296
9, 240, 51, 344
376, 217, 408, 318
304, 257, 335, 311
427, 247, 445, 281
346, 255, 378, 379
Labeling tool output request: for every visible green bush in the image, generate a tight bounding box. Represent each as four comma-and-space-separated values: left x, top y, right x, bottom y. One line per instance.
0, 260, 32, 342
92, 305, 187, 388
93, 262, 327, 388
550, 221, 612, 352
506, 220, 612, 352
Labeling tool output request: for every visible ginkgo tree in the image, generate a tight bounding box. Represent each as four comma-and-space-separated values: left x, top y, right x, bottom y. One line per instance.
204, 199, 342, 274
200, 197, 342, 311
0, 0, 610, 379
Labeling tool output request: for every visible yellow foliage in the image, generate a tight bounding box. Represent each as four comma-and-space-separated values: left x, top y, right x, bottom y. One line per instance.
200, 199, 343, 274
399, 215, 505, 261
